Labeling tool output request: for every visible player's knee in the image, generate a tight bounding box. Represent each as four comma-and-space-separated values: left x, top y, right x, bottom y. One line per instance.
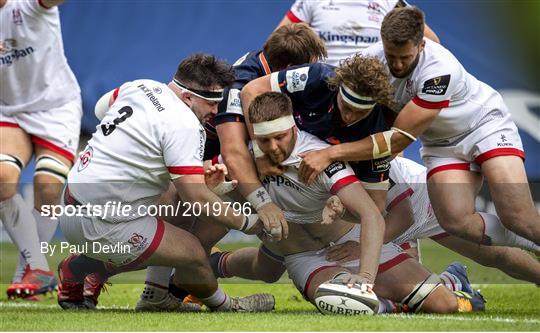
0, 154, 24, 200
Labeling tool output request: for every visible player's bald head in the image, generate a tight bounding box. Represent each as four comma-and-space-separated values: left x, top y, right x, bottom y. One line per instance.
381, 7, 425, 47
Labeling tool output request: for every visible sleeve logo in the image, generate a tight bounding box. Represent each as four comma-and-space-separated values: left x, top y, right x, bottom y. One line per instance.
324, 161, 346, 178
421, 74, 450, 95
286, 67, 310, 92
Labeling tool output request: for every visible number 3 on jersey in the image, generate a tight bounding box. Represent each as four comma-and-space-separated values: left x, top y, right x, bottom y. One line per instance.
101, 106, 133, 136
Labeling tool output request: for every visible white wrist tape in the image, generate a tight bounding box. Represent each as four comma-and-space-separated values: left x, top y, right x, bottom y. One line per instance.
371, 129, 395, 159
246, 187, 272, 210
211, 181, 236, 196
251, 140, 265, 158
391, 127, 417, 142
239, 213, 259, 232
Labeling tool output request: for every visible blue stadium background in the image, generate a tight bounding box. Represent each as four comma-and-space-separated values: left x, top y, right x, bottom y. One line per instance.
19, 0, 540, 180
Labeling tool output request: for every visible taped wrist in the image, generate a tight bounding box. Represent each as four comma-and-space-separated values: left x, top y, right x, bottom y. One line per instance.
246, 187, 272, 210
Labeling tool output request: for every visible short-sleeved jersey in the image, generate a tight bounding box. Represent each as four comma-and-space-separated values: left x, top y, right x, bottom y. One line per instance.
0, 0, 80, 114
363, 39, 508, 145
261, 130, 359, 225
386, 157, 434, 245
68, 79, 205, 222
270, 63, 391, 182
286, 0, 403, 66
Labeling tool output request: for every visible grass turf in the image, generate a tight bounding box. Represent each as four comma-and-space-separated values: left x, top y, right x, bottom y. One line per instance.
1, 240, 539, 331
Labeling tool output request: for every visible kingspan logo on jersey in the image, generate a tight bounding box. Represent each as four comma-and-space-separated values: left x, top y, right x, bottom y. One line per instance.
0, 39, 35, 66
137, 84, 165, 112
262, 175, 301, 191
318, 31, 379, 45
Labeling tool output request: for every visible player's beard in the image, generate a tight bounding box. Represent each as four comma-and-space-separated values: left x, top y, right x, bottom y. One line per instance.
390, 53, 420, 79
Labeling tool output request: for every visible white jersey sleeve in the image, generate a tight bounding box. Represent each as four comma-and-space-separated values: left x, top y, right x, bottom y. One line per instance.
287, 0, 313, 23
163, 119, 205, 178
319, 161, 359, 195
411, 53, 463, 110
387, 158, 414, 211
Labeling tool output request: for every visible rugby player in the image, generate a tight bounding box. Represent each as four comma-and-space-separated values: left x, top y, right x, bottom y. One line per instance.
217, 92, 485, 313
132, 23, 328, 310
277, 0, 439, 66
295, 7, 540, 250
324, 157, 540, 286
0, 0, 80, 299
55, 54, 274, 313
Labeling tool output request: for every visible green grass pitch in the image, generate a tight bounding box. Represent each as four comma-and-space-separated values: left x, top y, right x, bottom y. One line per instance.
1, 240, 539, 331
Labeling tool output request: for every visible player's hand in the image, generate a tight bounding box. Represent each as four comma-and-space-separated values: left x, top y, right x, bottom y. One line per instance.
255, 155, 286, 177
204, 163, 238, 195
257, 202, 288, 241
321, 195, 345, 225
335, 272, 374, 291
326, 240, 360, 263
298, 148, 332, 185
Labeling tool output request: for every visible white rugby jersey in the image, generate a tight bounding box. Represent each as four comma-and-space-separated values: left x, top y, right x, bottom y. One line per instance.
286, 0, 401, 66
387, 157, 433, 244
261, 130, 359, 224
68, 79, 205, 222
363, 39, 508, 145
0, 0, 80, 114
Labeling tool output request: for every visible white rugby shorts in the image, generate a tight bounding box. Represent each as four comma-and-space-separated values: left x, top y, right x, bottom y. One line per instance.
0, 97, 82, 162
421, 112, 524, 180
284, 224, 410, 298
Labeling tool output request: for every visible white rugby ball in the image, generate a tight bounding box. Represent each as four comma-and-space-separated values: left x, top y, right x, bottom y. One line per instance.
314, 281, 379, 315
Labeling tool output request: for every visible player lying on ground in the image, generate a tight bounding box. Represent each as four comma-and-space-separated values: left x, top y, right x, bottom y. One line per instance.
55, 54, 274, 312
294, 6, 540, 249
209, 92, 486, 314
210, 157, 540, 292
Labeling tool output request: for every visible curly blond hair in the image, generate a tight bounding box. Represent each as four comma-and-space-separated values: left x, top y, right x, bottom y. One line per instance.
327, 55, 394, 107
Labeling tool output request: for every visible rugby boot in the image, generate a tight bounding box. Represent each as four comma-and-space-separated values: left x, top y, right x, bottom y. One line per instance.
6, 265, 57, 299
135, 284, 200, 312
82, 272, 110, 308
57, 254, 94, 310
454, 290, 486, 312
446, 262, 473, 294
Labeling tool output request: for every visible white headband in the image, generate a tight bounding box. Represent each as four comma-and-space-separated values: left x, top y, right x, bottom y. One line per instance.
339, 85, 376, 109
253, 115, 295, 136
172, 79, 224, 102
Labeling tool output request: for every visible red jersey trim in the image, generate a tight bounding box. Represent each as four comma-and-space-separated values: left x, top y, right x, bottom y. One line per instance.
167, 166, 204, 175
286, 10, 303, 23
412, 96, 449, 109
330, 175, 359, 195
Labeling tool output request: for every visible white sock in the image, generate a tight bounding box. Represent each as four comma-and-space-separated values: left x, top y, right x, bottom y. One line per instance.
377, 297, 395, 314
439, 272, 462, 292
145, 266, 174, 289
198, 288, 231, 310
33, 209, 58, 243
479, 212, 540, 252
12, 210, 59, 282
0, 194, 49, 271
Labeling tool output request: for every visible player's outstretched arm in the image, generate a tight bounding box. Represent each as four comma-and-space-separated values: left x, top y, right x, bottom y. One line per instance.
336, 182, 385, 284
326, 101, 440, 163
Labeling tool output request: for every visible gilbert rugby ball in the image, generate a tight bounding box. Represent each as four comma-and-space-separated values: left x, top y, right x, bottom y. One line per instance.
314, 281, 379, 315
